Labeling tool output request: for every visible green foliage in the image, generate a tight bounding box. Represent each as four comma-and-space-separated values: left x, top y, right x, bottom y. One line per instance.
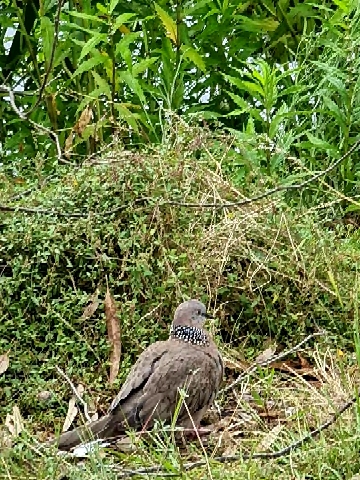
1, 136, 360, 429
2, 0, 357, 182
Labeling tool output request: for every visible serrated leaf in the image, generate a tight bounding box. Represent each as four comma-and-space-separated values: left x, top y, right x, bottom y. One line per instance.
68, 10, 106, 23
115, 104, 140, 132
180, 45, 206, 72
119, 70, 146, 103
226, 91, 250, 110
115, 32, 141, 68
306, 133, 335, 151
132, 57, 158, 76
92, 71, 112, 98
223, 73, 264, 99
72, 54, 106, 78
40, 16, 55, 67
79, 33, 107, 62
113, 13, 136, 32
154, 3, 177, 43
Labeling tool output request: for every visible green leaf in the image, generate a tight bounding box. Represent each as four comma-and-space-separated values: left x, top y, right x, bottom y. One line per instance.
180, 45, 206, 72
68, 10, 106, 23
92, 71, 112, 99
269, 103, 288, 139
114, 103, 140, 132
132, 57, 158, 76
40, 16, 55, 67
236, 15, 279, 32
223, 74, 264, 99
226, 91, 250, 110
79, 33, 107, 62
72, 54, 106, 78
322, 97, 347, 132
113, 13, 136, 32
119, 71, 146, 103
345, 203, 360, 213
305, 133, 336, 151
96, 3, 108, 15
154, 3, 177, 43
109, 0, 121, 14
115, 32, 141, 67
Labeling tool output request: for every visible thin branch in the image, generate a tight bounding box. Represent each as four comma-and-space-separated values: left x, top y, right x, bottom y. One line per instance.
0, 84, 72, 165
26, 0, 65, 115
55, 366, 91, 423
1, 139, 360, 218
163, 137, 360, 208
0, 197, 150, 218
222, 331, 326, 393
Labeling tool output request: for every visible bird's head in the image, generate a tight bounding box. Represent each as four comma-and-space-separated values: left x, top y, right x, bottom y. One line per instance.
173, 299, 212, 328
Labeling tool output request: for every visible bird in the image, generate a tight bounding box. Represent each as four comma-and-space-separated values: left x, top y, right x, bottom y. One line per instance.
56, 299, 223, 451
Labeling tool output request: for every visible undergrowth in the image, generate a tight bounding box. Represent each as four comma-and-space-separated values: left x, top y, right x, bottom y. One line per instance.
1, 130, 360, 478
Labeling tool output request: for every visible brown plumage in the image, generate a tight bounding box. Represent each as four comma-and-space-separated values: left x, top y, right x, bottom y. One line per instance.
56, 299, 223, 451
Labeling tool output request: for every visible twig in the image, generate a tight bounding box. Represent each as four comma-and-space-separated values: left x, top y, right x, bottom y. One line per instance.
0, 197, 150, 218
222, 331, 326, 393
26, 0, 64, 115
0, 84, 71, 165
163, 138, 360, 208
55, 366, 91, 422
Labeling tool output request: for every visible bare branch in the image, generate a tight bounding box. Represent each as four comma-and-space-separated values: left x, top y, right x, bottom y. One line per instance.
0, 84, 72, 165
222, 331, 326, 393
55, 366, 91, 423
164, 138, 360, 208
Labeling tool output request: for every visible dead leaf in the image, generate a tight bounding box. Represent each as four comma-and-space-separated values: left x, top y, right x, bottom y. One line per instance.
62, 384, 84, 432
297, 352, 311, 368
64, 131, 74, 158
62, 397, 78, 433
270, 357, 319, 381
255, 346, 276, 365
5, 405, 24, 437
256, 423, 284, 451
73, 106, 93, 137
220, 430, 238, 456
81, 290, 99, 319
0, 352, 9, 375
105, 287, 121, 384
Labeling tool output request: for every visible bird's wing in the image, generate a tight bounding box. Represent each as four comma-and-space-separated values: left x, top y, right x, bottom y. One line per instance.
110, 339, 223, 428
108, 340, 170, 413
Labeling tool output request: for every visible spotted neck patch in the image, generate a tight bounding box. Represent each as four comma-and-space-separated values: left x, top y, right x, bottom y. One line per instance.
170, 324, 209, 346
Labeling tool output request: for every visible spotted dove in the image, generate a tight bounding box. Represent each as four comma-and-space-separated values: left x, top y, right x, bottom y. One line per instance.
56, 299, 223, 450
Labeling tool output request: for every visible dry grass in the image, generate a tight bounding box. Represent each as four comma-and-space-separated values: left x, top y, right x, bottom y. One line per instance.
1, 340, 359, 479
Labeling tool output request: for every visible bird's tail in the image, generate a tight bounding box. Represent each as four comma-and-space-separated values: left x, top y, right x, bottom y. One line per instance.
56, 415, 112, 451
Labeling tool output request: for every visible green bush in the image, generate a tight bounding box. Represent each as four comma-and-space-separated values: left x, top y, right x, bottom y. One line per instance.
0, 141, 359, 430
